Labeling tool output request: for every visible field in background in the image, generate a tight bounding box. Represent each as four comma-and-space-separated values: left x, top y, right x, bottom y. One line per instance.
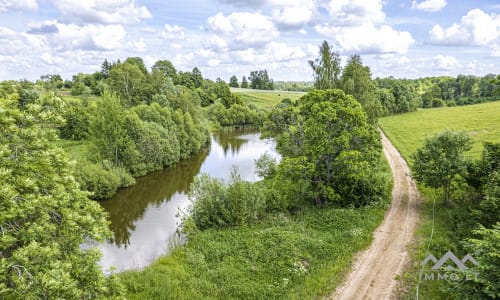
231, 88, 305, 110
379, 101, 500, 160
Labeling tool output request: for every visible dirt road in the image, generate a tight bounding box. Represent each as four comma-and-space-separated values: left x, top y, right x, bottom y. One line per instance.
330, 131, 420, 300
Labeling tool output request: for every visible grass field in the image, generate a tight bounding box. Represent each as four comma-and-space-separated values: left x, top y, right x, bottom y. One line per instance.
379, 101, 500, 160
231, 88, 305, 110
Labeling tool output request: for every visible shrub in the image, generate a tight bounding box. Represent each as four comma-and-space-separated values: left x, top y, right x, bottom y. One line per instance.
186, 169, 266, 230
74, 160, 135, 200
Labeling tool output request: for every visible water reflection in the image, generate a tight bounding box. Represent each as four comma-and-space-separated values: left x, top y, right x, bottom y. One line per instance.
98, 129, 278, 272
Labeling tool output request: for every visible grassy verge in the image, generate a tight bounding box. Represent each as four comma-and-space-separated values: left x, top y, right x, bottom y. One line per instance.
379, 101, 500, 159
118, 157, 392, 299
397, 186, 478, 299
380, 102, 500, 299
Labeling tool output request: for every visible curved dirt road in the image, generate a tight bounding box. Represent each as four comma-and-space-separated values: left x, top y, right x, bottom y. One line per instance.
330, 131, 420, 300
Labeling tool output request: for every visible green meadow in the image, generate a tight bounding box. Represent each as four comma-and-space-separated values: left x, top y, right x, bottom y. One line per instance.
231, 88, 305, 110
379, 101, 500, 160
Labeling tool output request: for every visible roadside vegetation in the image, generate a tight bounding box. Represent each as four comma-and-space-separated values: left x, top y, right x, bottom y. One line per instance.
380, 104, 499, 299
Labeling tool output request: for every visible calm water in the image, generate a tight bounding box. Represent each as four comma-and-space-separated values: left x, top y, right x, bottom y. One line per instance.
98, 129, 279, 272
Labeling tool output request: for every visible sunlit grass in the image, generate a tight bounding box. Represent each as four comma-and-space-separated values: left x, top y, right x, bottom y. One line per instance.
231, 88, 305, 110
379, 101, 500, 160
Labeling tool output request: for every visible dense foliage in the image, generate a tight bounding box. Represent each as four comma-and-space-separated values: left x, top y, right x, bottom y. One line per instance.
263, 89, 385, 207
0, 95, 123, 298
248, 70, 274, 90
412, 130, 473, 205
185, 170, 266, 230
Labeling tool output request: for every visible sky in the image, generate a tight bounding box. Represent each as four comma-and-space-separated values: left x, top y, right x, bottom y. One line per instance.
0, 0, 499, 82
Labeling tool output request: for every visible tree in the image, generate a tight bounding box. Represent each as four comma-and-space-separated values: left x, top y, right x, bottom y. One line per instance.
229, 75, 239, 88
151, 59, 177, 80
100, 59, 111, 78
309, 40, 341, 90
266, 89, 382, 207
249, 70, 274, 90
0, 95, 123, 298
90, 92, 138, 167
451, 223, 500, 299
341, 54, 381, 123
241, 76, 249, 88
108, 60, 149, 106
412, 130, 473, 205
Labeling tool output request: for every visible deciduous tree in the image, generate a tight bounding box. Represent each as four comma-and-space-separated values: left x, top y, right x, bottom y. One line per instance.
412, 130, 473, 205
0, 95, 123, 298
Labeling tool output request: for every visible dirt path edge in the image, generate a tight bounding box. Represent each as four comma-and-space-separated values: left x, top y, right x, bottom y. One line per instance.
329, 130, 420, 300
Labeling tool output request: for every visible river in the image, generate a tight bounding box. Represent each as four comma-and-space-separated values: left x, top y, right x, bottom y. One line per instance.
97, 129, 279, 272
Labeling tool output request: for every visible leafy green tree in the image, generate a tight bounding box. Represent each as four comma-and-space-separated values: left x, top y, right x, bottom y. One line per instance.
0, 95, 123, 298
341, 54, 381, 123
451, 223, 500, 299
229, 75, 239, 88
108, 61, 149, 106
412, 130, 473, 205
59, 99, 90, 140
152, 59, 177, 80
249, 70, 274, 90
90, 92, 138, 167
241, 76, 249, 88
309, 40, 341, 90
266, 89, 382, 207
186, 169, 266, 230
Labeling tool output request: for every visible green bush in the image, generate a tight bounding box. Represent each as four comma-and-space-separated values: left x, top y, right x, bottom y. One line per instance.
186, 169, 266, 230
74, 160, 135, 200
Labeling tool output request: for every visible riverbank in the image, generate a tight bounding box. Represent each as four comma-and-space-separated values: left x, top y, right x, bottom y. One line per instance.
119, 201, 390, 299
116, 152, 392, 299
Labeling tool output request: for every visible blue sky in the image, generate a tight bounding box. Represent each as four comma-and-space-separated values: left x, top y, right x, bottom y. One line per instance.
0, 0, 499, 81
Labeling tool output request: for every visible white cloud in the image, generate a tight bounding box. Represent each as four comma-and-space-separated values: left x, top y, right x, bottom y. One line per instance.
205, 12, 279, 49
429, 9, 499, 46
327, 0, 385, 25
315, 0, 413, 54
52, 23, 126, 51
433, 54, 460, 70
51, 0, 151, 24
40, 52, 63, 65
271, 0, 315, 30
161, 24, 185, 40
412, 0, 446, 12
208, 59, 221, 67
315, 23, 414, 54
0, 0, 37, 12
232, 41, 305, 64
132, 38, 146, 52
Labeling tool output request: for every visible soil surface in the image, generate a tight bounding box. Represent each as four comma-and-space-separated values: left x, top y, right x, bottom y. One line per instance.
330, 131, 420, 300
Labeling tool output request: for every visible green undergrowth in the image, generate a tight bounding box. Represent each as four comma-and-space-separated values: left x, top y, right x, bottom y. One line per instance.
119, 156, 392, 299
397, 186, 479, 299
120, 202, 389, 299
